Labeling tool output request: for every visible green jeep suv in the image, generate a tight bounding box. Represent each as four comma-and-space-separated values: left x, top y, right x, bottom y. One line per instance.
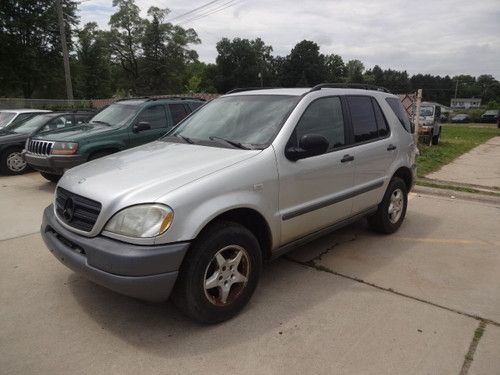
24, 97, 204, 182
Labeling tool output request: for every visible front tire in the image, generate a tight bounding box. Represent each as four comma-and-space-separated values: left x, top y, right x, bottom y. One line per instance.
172, 221, 262, 324
0, 147, 27, 175
369, 177, 408, 234
40, 172, 61, 183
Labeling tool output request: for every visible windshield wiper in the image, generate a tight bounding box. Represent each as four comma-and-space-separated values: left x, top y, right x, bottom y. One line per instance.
209, 136, 251, 150
91, 120, 112, 126
177, 134, 195, 144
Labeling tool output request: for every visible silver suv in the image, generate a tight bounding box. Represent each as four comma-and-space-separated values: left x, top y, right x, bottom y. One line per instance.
41, 85, 417, 323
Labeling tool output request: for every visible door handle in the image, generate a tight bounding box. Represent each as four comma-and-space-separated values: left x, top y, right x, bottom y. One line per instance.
387, 144, 397, 151
341, 154, 354, 163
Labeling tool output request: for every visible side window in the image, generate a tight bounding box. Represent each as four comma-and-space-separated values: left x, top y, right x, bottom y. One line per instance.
293, 97, 346, 150
41, 115, 71, 132
137, 105, 167, 129
168, 104, 189, 125
347, 96, 378, 143
189, 101, 204, 110
386, 97, 412, 133
372, 98, 390, 137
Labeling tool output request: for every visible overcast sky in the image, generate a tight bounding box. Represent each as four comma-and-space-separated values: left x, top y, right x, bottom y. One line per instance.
80, 0, 500, 79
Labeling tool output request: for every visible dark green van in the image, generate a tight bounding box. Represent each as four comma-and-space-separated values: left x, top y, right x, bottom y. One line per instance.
24, 97, 204, 182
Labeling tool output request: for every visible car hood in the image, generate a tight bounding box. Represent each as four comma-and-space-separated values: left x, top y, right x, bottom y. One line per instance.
33, 123, 117, 142
60, 141, 260, 206
0, 130, 29, 145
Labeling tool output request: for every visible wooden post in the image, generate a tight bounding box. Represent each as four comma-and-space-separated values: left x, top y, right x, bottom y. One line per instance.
414, 89, 422, 143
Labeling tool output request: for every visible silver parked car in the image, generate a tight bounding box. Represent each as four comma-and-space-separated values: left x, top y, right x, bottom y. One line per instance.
41, 85, 417, 323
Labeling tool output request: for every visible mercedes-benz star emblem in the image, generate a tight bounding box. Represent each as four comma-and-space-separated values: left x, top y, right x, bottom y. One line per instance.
62, 198, 75, 222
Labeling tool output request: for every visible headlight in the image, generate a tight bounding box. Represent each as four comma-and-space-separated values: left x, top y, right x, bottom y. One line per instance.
104, 204, 173, 238
51, 142, 78, 155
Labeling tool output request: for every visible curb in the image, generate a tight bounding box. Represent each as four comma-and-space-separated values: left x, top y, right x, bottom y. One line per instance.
413, 185, 500, 205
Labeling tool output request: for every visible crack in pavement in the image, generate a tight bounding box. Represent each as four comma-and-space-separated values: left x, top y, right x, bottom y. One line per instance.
284, 256, 500, 328
0, 231, 40, 243
459, 321, 487, 375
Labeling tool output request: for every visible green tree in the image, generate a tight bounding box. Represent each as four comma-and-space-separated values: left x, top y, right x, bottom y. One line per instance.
0, 0, 78, 98
140, 6, 200, 94
109, 0, 145, 92
324, 54, 346, 82
213, 37, 274, 93
281, 40, 327, 87
75, 23, 112, 99
345, 59, 364, 83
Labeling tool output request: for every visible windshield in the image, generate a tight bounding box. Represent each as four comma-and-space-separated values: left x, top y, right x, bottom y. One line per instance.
89, 103, 140, 126
420, 106, 434, 117
6, 115, 52, 134
169, 95, 298, 148
0, 112, 16, 127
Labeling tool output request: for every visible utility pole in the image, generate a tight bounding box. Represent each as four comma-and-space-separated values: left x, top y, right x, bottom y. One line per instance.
56, 0, 74, 100
454, 80, 459, 99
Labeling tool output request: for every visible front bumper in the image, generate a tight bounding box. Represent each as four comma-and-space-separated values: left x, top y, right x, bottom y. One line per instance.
41, 205, 189, 302
23, 151, 87, 175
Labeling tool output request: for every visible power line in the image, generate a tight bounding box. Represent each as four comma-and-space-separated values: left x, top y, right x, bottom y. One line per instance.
178, 0, 244, 25
166, 0, 227, 23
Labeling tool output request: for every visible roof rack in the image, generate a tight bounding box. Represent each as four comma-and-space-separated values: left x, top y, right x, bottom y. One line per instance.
226, 87, 279, 94
308, 83, 392, 94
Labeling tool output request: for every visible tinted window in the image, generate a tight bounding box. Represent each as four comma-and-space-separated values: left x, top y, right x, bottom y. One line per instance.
189, 101, 204, 110
372, 98, 390, 137
348, 96, 378, 143
293, 97, 345, 150
386, 97, 411, 133
169, 104, 188, 125
137, 105, 167, 129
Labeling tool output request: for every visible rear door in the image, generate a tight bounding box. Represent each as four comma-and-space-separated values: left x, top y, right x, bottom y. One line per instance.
129, 104, 170, 147
277, 96, 355, 245
346, 95, 396, 214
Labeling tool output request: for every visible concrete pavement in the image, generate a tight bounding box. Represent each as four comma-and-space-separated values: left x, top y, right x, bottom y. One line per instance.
426, 136, 500, 189
0, 173, 499, 374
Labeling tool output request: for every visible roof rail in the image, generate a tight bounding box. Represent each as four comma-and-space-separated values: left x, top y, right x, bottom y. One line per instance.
308, 83, 392, 94
116, 97, 150, 102
226, 87, 280, 94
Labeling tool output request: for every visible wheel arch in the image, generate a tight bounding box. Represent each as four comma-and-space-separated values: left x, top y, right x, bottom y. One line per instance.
392, 166, 413, 192
198, 207, 273, 261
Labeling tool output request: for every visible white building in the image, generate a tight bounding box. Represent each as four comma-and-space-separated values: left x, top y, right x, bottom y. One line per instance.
450, 98, 482, 109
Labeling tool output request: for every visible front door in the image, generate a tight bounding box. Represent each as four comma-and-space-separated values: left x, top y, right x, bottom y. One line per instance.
129, 105, 170, 147
276, 96, 355, 245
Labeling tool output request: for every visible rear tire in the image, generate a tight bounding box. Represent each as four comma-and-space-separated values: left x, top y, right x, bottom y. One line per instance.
40, 172, 61, 183
0, 147, 27, 175
172, 221, 262, 324
368, 177, 408, 234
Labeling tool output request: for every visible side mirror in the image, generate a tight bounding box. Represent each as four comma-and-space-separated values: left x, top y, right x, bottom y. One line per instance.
286, 134, 329, 161
133, 121, 151, 133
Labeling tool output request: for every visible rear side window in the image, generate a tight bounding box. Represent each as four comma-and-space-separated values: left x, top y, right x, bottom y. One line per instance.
169, 104, 189, 125
386, 97, 412, 133
347, 96, 378, 143
189, 101, 204, 110
372, 98, 390, 137
293, 97, 346, 150
137, 105, 168, 129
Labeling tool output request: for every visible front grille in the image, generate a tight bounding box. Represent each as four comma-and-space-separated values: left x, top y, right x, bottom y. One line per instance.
55, 187, 102, 232
27, 140, 54, 156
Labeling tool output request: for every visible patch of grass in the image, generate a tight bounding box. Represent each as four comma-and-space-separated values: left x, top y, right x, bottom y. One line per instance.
417, 124, 499, 177
415, 180, 500, 197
